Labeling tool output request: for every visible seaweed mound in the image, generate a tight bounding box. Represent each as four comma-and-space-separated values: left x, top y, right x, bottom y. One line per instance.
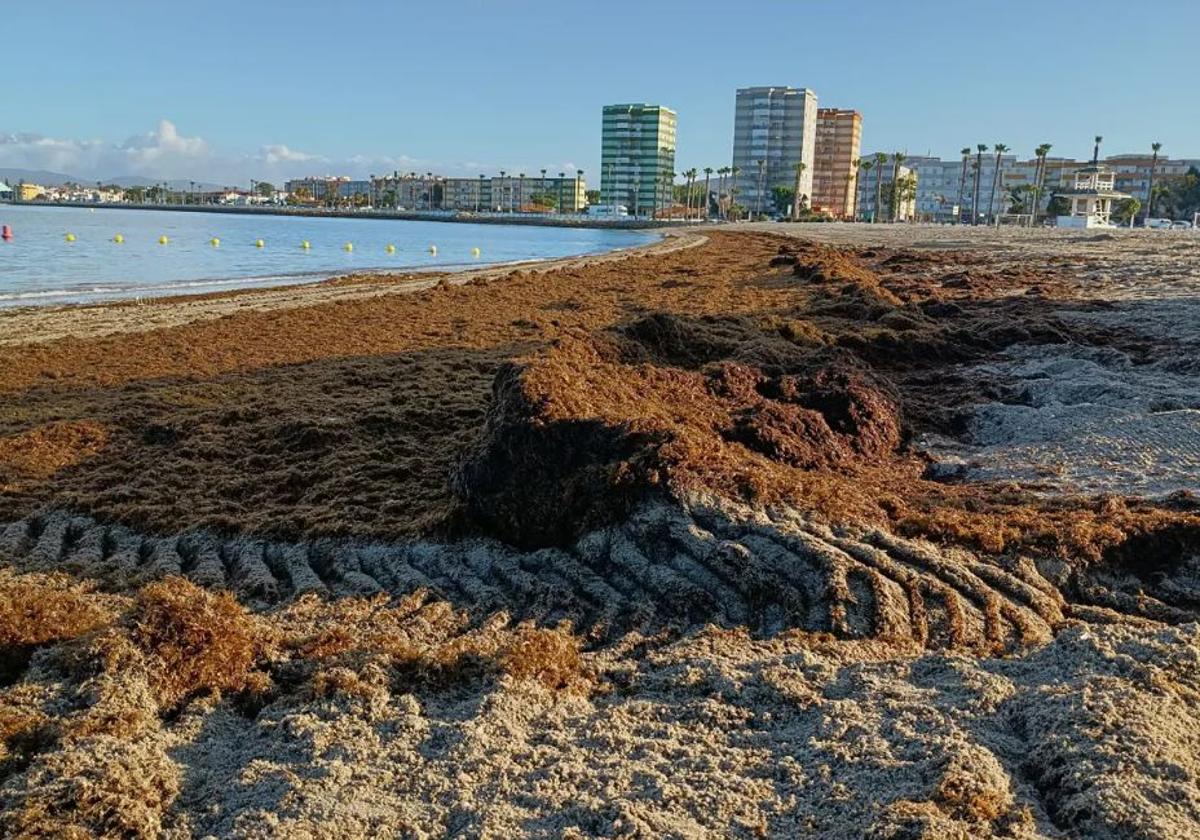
451, 350, 668, 549
453, 315, 905, 548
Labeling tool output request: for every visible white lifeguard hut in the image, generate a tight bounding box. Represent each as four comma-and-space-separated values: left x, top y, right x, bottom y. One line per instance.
1055, 137, 1129, 228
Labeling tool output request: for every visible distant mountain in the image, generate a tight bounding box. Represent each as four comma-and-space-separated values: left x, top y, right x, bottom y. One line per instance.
0, 167, 82, 186
103, 176, 231, 192
0, 169, 235, 192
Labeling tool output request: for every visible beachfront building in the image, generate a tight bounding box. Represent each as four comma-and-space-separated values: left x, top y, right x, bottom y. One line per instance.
1103, 154, 1200, 204
897, 154, 1018, 222
0, 182, 11, 202
812, 108, 862, 218
417, 174, 588, 213
284, 176, 374, 203
14, 183, 46, 201
365, 174, 443, 210
600, 103, 677, 218
442, 178, 491, 212
731, 86, 818, 218
856, 163, 916, 222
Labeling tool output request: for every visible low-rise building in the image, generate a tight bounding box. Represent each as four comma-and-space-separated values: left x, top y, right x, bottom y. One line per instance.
16, 183, 46, 201
284, 176, 374, 203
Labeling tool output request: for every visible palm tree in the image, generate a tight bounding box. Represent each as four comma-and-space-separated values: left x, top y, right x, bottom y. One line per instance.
517, 173, 525, 213
957, 147, 971, 223
845, 158, 860, 220
873, 152, 888, 222
1031, 143, 1052, 224
729, 166, 741, 220
498, 170, 506, 212
540, 168, 547, 205
557, 172, 565, 214
972, 144, 988, 224
1143, 141, 1162, 225
576, 170, 583, 214
718, 166, 731, 219
791, 162, 807, 221
702, 167, 713, 219
890, 152, 906, 221
988, 144, 1009, 224
856, 159, 873, 221
689, 168, 699, 219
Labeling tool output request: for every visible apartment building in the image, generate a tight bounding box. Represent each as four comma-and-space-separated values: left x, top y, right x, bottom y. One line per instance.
896, 151, 1200, 221
600, 103, 677, 217
438, 175, 586, 212
369, 175, 443, 209
441, 178, 492, 211
812, 109, 862, 218
731, 86, 818, 217
1103, 154, 1200, 203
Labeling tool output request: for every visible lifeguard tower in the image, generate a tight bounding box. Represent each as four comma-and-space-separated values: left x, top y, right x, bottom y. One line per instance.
1055, 139, 1129, 228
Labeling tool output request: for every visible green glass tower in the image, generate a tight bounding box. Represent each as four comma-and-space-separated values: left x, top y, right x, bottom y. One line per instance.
600, 104, 677, 218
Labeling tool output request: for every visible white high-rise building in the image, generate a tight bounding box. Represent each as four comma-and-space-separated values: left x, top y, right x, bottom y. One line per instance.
731, 86, 818, 217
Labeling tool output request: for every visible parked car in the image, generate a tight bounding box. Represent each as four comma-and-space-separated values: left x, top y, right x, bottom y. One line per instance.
1171, 220, 1194, 230
1144, 218, 1174, 229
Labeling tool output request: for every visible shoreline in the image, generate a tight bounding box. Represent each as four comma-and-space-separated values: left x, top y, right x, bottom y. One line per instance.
0, 228, 704, 345
1, 199, 690, 230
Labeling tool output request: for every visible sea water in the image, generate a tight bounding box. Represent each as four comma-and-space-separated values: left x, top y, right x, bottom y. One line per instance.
0, 204, 652, 306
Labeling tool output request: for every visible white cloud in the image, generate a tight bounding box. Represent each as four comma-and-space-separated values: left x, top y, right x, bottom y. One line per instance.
0, 120, 446, 185
0, 120, 580, 185
260, 144, 323, 165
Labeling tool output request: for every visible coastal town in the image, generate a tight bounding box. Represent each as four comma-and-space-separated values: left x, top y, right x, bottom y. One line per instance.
4, 85, 1199, 229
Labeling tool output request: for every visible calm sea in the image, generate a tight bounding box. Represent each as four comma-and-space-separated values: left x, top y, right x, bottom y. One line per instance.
0, 205, 652, 307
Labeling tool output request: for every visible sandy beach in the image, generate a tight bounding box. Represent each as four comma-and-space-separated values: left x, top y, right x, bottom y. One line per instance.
3, 224, 1200, 838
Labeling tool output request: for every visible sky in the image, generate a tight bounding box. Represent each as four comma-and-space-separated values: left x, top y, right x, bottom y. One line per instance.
3, 0, 1198, 186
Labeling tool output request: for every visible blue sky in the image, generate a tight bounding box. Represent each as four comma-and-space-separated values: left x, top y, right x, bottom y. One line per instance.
3, 0, 1197, 185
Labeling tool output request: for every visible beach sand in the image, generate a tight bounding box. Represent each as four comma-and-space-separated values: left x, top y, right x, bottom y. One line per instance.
2, 224, 1200, 838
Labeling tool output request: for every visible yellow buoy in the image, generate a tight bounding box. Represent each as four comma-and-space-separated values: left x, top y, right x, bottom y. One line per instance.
471, 246, 481, 257
343, 242, 353, 252
159, 235, 169, 245
428, 245, 437, 255
385, 244, 396, 254
301, 240, 311, 250
113, 234, 124, 244
65, 233, 76, 242
255, 239, 265, 248
210, 237, 221, 247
